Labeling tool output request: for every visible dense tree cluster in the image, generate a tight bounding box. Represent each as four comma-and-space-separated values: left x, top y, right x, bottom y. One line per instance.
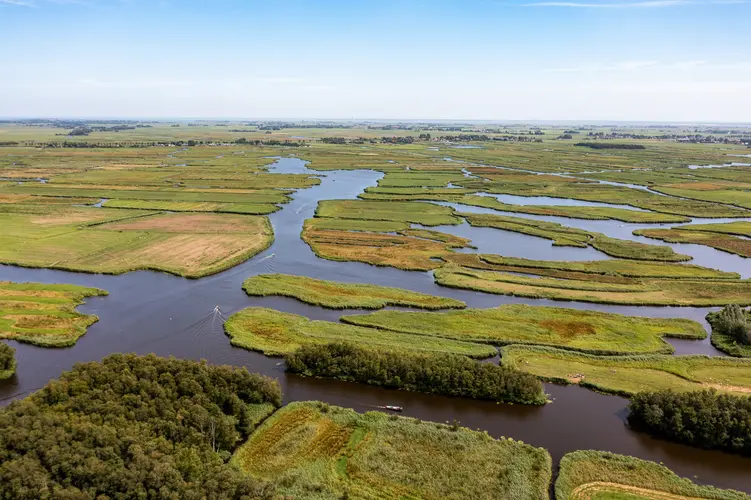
285, 342, 547, 405
0, 342, 15, 375
575, 142, 646, 149
709, 305, 750, 345
628, 390, 751, 455
0, 353, 281, 499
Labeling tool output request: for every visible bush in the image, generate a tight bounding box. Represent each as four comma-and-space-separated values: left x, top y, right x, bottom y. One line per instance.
628, 389, 751, 455
285, 342, 547, 405
715, 305, 750, 345
0, 343, 15, 378
0, 353, 282, 499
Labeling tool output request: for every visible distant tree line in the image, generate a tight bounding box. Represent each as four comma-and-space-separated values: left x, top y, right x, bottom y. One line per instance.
285, 342, 547, 405
0, 353, 281, 499
575, 142, 646, 150
0, 343, 15, 376
628, 389, 751, 455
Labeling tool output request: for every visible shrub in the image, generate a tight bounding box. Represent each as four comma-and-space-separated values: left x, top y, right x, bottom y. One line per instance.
715, 305, 750, 345
0, 343, 15, 378
628, 389, 751, 455
285, 342, 547, 405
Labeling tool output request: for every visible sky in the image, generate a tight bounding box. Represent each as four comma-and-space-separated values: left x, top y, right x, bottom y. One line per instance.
1, 0, 750, 122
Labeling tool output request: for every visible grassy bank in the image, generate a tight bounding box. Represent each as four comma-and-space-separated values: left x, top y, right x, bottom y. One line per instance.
556, 450, 750, 500
231, 401, 552, 500
286, 342, 547, 404
434, 267, 751, 306
242, 273, 466, 309
342, 304, 704, 355
500, 345, 751, 397
224, 307, 496, 358
0, 282, 107, 347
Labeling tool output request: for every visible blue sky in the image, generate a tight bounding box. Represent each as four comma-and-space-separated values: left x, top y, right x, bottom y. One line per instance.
1, 0, 749, 121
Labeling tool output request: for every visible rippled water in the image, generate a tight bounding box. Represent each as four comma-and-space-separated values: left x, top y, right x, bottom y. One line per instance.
1, 157, 750, 492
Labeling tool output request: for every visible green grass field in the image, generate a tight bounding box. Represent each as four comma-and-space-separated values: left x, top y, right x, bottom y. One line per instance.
342, 304, 704, 355
501, 345, 751, 396
223, 307, 496, 358
0, 282, 107, 347
556, 450, 750, 500
231, 401, 552, 500
242, 274, 466, 309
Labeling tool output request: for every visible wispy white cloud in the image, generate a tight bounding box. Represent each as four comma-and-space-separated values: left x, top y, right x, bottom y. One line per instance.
524, 0, 746, 7
0, 0, 36, 6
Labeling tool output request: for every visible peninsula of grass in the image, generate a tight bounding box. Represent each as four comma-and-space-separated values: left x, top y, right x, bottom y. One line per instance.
461, 212, 691, 261
434, 267, 751, 306
0, 281, 107, 347
0, 342, 15, 379
635, 227, 751, 258
555, 450, 750, 500
242, 273, 466, 309
316, 199, 463, 226
342, 304, 704, 355
0, 207, 274, 278
224, 307, 496, 358
287, 342, 547, 404
500, 345, 751, 397
479, 255, 738, 279
231, 401, 552, 500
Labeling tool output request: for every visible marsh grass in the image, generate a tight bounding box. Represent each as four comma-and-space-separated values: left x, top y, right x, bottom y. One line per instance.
0, 282, 107, 346
231, 401, 552, 500
434, 267, 751, 306
342, 303, 704, 355
555, 450, 750, 500
242, 274, 465, 309
223, 307, 496, 358
500, 345, 751, 396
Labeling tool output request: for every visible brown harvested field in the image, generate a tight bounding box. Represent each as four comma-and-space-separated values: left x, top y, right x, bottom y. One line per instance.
98, 212, 267, 233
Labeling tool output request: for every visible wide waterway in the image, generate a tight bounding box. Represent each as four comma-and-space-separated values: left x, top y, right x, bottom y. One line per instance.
1, 157, 750, 492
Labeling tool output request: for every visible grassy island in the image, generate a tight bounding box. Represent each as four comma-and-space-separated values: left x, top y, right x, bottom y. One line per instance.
242, 273, 466, 309
343, 304, 705, 355
0, 281, 107, 346
231, 401, 552, 500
